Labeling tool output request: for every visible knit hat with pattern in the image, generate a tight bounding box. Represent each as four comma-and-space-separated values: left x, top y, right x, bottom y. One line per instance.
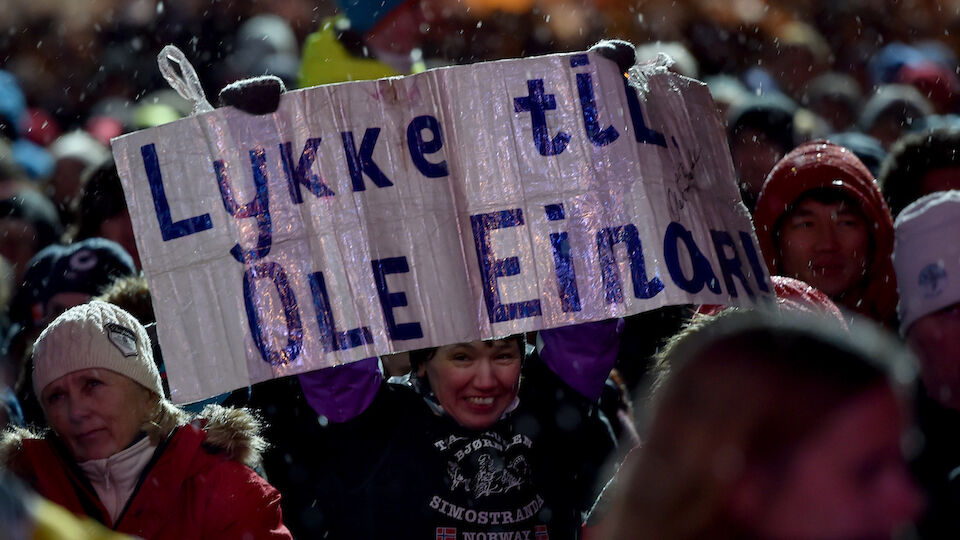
33, 300, 162, 397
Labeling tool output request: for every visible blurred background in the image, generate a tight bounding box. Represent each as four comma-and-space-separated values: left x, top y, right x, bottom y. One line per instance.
3, 0, 960, 131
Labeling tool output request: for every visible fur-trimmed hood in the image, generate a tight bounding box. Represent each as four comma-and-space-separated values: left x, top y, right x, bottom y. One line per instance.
192, 403, 268, 469
0, 403, 267, 471
0, 425, 36, 472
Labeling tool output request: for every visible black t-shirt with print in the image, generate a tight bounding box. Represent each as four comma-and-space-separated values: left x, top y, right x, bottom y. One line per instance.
311, 356, 616, 540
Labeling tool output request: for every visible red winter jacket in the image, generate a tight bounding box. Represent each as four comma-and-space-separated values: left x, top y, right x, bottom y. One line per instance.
2, 407, 291, 540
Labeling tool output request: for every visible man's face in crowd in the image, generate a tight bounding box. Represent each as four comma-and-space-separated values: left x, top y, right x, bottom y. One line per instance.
907, 302, 960, 411
778, 196, 871, 300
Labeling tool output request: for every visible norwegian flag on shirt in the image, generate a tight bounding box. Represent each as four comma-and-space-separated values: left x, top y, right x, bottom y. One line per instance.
436, 527, 457, 540
535, 525, 549, 539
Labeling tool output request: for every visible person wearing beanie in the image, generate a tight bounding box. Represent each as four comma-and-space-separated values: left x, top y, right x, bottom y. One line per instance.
5, 238, 137, 427
894, 191, 960, 405
892, 190, 960, 537
11, 238, 136, 332
0, 301, 292, 539
754, 140, 898, 327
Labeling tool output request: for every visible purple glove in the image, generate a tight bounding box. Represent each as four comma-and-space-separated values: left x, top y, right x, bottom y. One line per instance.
538, 318, 624, 401
298, 357, 382, 423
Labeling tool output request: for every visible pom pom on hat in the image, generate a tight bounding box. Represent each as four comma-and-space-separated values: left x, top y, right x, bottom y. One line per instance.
32, 300, 162, 398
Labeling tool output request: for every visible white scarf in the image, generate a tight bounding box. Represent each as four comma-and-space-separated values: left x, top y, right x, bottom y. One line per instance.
78, 436, 157, 524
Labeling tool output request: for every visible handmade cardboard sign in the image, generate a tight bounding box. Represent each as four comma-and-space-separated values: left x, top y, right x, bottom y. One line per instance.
112, 51, 771, 403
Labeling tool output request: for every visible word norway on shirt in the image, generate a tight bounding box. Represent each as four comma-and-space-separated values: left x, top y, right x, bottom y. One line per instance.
436, 528, 549, 540
461, 530, 549, 540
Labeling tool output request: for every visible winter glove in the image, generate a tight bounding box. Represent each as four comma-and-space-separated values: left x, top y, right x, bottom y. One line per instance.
218, 75, 286, 115
589, 39, 637, 74
537, 318, 624, 401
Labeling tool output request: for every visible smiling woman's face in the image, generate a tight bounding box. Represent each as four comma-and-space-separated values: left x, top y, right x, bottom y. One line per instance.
41, 368, 155, 462
418, 339, 522, 431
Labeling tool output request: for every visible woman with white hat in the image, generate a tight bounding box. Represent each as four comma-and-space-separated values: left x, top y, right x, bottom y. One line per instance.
0, 300, 291, 539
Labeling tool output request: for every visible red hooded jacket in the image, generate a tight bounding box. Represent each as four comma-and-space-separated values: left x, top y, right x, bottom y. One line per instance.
2, 410, 291, 540
753, 140, 898, 326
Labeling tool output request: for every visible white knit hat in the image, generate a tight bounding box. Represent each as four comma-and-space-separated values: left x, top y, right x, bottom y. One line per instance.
894, 190, 960, 334
32, 300, 163, 397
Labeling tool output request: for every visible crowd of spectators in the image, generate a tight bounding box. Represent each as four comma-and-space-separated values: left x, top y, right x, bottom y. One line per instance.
4, 0, 960, 538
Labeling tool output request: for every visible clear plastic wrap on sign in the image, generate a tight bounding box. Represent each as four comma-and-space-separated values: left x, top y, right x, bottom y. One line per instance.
111, 51, 771, 403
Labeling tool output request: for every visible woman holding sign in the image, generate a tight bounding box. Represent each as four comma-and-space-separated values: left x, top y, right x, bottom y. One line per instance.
298, 320, 622, 540
0, 301, 292, 540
